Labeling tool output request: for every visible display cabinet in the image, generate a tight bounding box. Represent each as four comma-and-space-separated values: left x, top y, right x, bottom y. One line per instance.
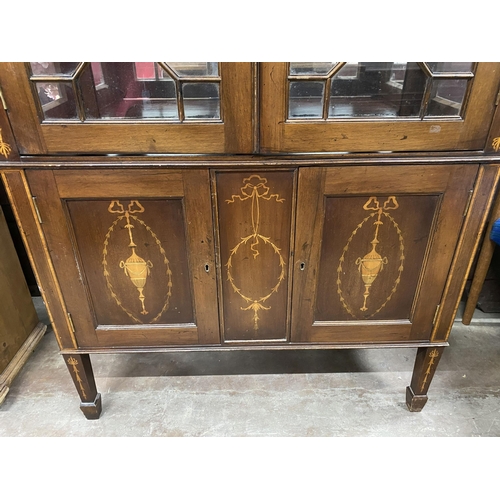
0, 61, 499, 419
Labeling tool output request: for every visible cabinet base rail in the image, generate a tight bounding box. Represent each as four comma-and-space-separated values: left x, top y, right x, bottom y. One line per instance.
59, 341, 448, 355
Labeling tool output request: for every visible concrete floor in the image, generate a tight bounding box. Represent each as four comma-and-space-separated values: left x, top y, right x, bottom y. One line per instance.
0, 298, 499, 436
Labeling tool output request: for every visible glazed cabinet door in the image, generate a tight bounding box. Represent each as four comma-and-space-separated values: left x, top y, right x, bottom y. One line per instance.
25, 169, 219, 348
0, 62, 253, 155
261, 62, 500, 153
292, 164, 477, 343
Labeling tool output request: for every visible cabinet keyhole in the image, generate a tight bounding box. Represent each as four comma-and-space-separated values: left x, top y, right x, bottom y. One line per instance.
300, 262, 305, 271
205, 264, 210, 273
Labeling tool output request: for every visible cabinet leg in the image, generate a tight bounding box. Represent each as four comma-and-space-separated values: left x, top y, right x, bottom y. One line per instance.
406, 346, 444, 412
63, 354, 102, 420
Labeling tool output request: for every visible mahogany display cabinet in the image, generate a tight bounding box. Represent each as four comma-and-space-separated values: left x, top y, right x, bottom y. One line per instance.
0, 62, 499, 419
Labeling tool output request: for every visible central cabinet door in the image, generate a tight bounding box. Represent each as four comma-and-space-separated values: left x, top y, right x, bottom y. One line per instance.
215, 170, 296, 342
26, 169, 219, 348
292, 164, 477, 343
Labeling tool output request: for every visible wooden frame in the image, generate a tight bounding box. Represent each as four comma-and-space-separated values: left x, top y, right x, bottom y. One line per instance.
24, 168, 220, 348
0, 62, 254, 155
260, 62, 500, 153
291, 164, 478, 343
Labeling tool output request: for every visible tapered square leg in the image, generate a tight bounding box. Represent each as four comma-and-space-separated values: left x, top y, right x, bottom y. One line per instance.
63, 354, 102, 420
406, 346, 444, 412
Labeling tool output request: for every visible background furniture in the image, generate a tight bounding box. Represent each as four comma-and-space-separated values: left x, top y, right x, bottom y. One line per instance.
0, 62, 499, 418
463, 189, 500, 323
0, 203, 46, 405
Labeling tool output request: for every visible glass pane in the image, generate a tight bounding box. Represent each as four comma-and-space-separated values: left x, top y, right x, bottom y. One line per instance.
288, 81, 325, 118
91, 62, 105, 86
89, 62, 178, 120
167, 62, 219, 77
426, 62, 473, 74
182, 83, 220, 119
135, 62, 157, 80
30, 62, 80, 76
426, 79, 468, 117
289, 62, 336, 76
35, 82, 78, 120
329, 62, 424, 118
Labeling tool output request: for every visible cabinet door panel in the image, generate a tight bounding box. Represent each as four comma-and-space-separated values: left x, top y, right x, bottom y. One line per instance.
215, 171, 295, 342
316, 194, 439, 322
0, 63, 253, 155
292, 165, 477, 343
26, 169, 219, 348
261, 63, 500, 153
67, 199, 194, 326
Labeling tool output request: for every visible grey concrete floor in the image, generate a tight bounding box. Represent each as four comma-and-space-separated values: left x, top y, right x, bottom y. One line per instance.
0, 298, 499, 436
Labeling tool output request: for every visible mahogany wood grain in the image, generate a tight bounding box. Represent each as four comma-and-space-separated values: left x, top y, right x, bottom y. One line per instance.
260, 63, 500, 154
406, 346, 445, 412
292, 164, 476, 343
0, 63, 45, 154
222, 63, 254, 154
433, 165, 500, 338
27, 168, 220, 348
306, 323, 412, 343
26, 169, 98, 347
408, 164, 477, 338
54, 170, 184, 198
182, 169, 220, 344
259, 63, 286, 154
1, 62, 254, 155
323, 165, 452, 193
215, 170, 294, 341
62, 353, 101, 419
95, 327, 198, 347
42, 123, 225, 154
67, 199, 195, 326
315, 195, 439, 322
290, 167, 325, 341
1, 170, 75, 349
461, 63, 500, 150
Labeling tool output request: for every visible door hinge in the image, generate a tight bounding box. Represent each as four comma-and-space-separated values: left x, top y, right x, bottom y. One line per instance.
432, 304, 441, 326
0, 85, 7, 110
67, 312, 76, 333
463, 189, 474, 218
32, 196, 43, 224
